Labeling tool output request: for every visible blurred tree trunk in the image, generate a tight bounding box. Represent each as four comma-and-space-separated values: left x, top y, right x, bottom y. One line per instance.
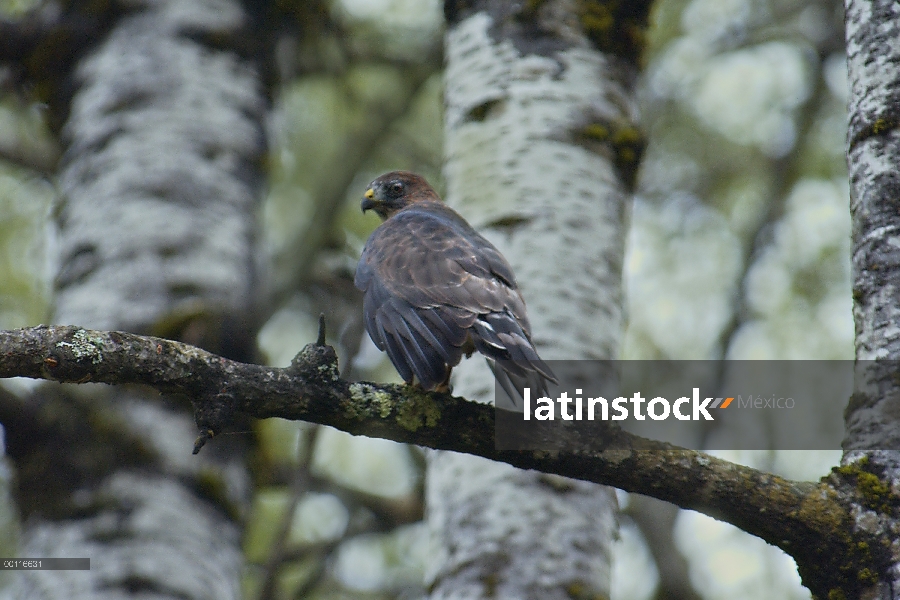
427, 1, 647, 598
6, 1, 266, 597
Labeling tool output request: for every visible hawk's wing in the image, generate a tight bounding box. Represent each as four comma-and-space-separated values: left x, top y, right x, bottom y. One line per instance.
355, 203, 550, 392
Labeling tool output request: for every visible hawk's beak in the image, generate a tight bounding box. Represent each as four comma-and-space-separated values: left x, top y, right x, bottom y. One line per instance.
361, 188, 376, 213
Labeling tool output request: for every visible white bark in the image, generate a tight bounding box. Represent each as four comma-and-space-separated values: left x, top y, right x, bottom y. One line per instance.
428, 3, 635, 598
443, 14, 626, 362
6, 473, 242, 600
844, 0, 900, 596
845, 0, 900, 363
53, 2, 264, 333
7, 1, 264, 597
844, 0, 900, 450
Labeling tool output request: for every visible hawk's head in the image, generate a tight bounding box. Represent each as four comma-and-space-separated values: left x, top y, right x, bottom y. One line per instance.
361, 171, 441, 220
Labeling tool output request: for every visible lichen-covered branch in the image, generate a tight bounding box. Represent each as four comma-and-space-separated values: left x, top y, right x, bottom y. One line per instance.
0, 324, 889, 597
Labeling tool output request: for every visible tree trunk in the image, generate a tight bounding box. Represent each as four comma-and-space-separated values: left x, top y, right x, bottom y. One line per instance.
7, 1, 266, 597
427, 1, 646, 598
845, 0, 900, 596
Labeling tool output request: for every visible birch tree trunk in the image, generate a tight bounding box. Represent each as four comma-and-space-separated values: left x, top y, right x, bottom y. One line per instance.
6, 1, 266, 597
427, 1, 646, 597
845, 0, 900, 596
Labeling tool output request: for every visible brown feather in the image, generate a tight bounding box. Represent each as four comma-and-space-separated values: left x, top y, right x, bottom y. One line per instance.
355, 171, 556, 398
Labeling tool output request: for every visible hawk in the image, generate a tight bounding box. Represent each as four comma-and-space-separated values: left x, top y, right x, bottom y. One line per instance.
354, 171, 556, 402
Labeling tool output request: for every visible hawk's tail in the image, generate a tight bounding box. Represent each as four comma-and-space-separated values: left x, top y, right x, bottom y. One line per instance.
487, 359, 557, 409
472, 311, 557, 407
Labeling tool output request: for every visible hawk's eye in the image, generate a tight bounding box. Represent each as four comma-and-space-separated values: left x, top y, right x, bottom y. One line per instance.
390, 181, 404, 195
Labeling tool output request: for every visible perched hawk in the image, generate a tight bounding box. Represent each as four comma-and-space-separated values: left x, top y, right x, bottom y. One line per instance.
354, 171, 556, 402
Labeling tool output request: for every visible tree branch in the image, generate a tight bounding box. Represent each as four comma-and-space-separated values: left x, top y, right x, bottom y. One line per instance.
0, 324, 887, 597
